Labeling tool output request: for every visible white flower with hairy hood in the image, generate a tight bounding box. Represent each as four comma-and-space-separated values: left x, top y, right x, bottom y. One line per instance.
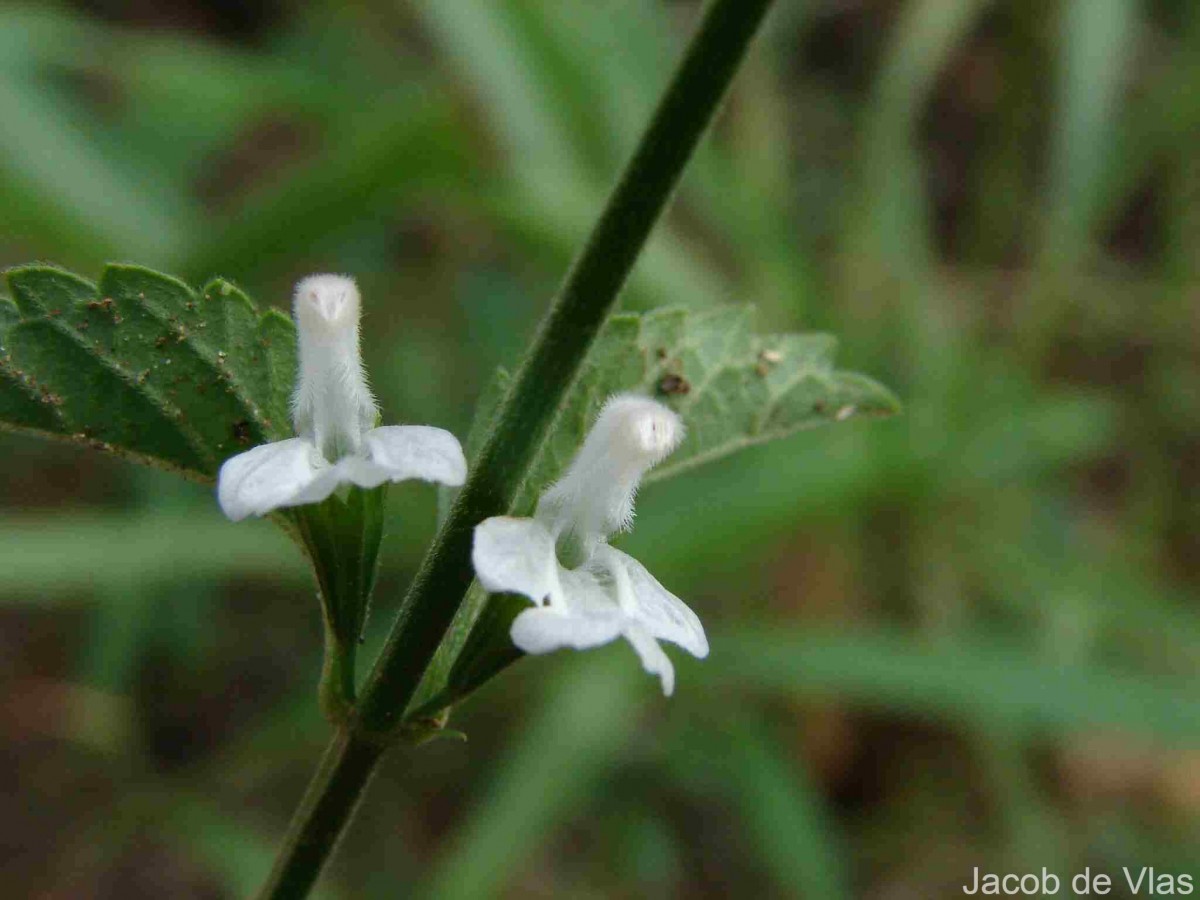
472, 394, 708, 695
217, 275, 466, 521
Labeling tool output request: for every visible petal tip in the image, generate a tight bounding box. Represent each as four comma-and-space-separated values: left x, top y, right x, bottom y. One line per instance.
363, 425, 469, 487
215, 438, 325, 521
471, 516, 558, 602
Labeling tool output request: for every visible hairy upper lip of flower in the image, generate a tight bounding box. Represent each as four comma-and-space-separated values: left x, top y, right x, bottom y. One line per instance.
471, 394, 707, 696
296, 278, 357, 330
216, 274, 467, 522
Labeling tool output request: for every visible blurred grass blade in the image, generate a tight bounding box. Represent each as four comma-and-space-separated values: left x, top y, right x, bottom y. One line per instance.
0, 7, 99, 72
0, 74, 192, 266
485, 175, 727, 310
412, 0, 588, 178
108, 35, 334, 179
1043, 0, 1138, 265
666, 714, 851, 900
713, 628, 1200, 743
143, 792, 340, 900
415, 0, 728, 309
975, 733, 1070, 870
180, 93, 467, 284
528, 0, 673, 164
851, 0, 992, 274
418, 653, 644, 900
1094, 9, 1200, 243
727, 724, 850, 900
0, 510, 303, 598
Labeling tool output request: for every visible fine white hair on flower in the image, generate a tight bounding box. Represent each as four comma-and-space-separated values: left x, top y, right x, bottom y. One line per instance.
216, 274, 466, 522
293, 273, 362, 336
537, 394, 684, 545
471, 393, 706, 696
291, 274, 378, 463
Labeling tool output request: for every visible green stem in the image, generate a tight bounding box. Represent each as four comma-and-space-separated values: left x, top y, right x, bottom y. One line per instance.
255, 729, 383, 899
317, 626, 355, 723
257, 0, 776, 895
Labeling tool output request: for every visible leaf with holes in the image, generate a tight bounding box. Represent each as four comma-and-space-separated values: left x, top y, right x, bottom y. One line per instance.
414, 303, 899, 716
0, 265, 296, 480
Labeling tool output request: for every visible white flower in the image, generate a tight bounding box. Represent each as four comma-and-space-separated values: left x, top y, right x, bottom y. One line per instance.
218, 275, 466, 521
471, 394, 708, 695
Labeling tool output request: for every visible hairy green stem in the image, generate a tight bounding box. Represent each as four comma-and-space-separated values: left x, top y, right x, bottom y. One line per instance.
256, 0, 776, 895
256, 729, 383, 899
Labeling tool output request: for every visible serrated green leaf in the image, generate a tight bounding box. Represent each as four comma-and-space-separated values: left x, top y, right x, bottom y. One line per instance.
0, 264, 296, 480
412, 303, 898, 717
512, 303, 899, 510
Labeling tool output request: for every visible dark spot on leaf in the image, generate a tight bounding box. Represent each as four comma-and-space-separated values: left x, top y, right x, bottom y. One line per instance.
813, 401, 827, 414
755, 348, 783, 377
232, 419, 253, 445
657, 373, 690, 396
155, 336, 169, 348
655, 347, 668, 360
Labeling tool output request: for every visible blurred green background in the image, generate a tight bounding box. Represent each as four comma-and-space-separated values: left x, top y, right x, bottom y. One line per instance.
2, 0, 1198, 897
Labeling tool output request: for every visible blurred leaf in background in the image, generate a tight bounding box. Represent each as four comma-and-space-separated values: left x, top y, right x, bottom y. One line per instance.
1, 0, 1198, 898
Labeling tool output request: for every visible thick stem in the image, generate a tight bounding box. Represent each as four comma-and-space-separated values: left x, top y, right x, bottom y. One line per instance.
254, 730, 383, 900
257, 1, 776, 896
